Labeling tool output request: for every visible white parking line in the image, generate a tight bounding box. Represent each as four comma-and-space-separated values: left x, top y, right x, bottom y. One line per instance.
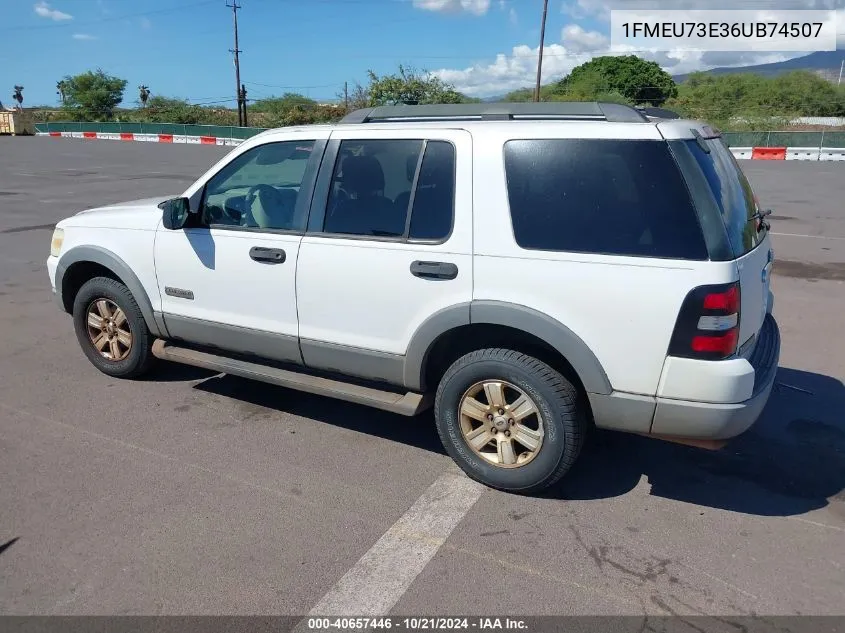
305, 470, 486, 618
771, 232, 845, 241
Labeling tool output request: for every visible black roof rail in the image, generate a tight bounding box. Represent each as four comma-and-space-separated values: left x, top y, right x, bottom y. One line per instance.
636, 106, 683, 120
340, 102, 650, 124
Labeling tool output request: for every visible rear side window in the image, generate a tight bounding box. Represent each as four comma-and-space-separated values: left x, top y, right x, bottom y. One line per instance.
408, 141, 455, 240
503, 139, 708, 260
685, 137, 763, 257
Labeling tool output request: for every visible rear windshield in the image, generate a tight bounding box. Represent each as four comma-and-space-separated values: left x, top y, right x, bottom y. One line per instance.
503, 139, 708, 260
685, 137, 764, 257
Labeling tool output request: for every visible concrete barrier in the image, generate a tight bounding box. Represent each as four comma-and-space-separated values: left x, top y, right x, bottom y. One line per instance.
819, 148, 845, 161
730, 147, 753, 160
751, 147, 787, 160
786, 147, 821, 161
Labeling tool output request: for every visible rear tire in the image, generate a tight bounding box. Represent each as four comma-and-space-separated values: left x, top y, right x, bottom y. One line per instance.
72, 276, 156, 379
434, 348, 585, 494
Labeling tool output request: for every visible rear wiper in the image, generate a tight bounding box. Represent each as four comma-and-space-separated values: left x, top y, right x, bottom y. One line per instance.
751, 208, 772, 232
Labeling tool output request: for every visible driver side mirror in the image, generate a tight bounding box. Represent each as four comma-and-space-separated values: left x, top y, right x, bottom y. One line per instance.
160, 197, 191, 230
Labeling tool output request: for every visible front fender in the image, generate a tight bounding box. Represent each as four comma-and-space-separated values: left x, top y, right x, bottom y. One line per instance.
56, 245, 166, 338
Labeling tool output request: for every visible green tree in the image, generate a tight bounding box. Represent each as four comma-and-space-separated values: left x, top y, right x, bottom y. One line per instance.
138, 85, 150, 108
137, 96, 204, 123
250, 93, 317, 113
366, 65, 466, 106
61, 69, 127, 120
766, 71, 845, 117
555, 55, 677, 106
666, 70, 845, 127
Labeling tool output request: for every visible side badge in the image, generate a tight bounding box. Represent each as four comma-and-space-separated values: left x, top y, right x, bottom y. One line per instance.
165, 287, 194, 300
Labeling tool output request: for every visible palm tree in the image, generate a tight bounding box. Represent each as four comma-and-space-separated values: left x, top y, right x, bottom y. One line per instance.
56, 80, 67, 105
12, 85, 23, 110
138, 85, 150, 108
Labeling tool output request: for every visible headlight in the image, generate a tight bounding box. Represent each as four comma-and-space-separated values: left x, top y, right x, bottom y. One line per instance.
50, 228, 64, 257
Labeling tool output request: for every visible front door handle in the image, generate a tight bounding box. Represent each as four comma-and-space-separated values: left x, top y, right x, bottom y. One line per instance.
410, 260, 458, 280
249, 246, 286, 264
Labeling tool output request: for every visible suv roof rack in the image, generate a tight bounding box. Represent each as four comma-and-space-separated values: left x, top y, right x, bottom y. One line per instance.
636, 106, 682, 120
340, 102, 650, 124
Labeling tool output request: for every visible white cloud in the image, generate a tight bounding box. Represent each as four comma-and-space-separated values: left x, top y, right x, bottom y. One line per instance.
413, 0, 491, 15
34, 1, 72, 21
509, 7, 518, 24
561, 24, 608, 52
72, 33, 97, 40
432, 26, 829, 96
432, 0, 843, 96
433, 44, 594, 95
140, 16, 152, 29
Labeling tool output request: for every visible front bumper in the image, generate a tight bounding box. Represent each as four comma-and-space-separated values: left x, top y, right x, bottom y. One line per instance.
650, 313, 781, 440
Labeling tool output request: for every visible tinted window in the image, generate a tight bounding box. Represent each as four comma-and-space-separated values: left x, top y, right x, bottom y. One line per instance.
408, 141, 455, 241
686, 137, 763, 257
324, 139, 423, 237
202, 141, 314, 231
503, 139, 707, 260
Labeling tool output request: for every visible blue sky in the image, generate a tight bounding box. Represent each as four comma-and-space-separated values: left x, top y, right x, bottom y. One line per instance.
2, 0, 843, 106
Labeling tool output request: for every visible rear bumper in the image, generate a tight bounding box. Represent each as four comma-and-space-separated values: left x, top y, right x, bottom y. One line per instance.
650, 314, 781, 440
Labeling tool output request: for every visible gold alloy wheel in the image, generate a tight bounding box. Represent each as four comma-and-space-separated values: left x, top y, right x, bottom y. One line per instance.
86, 299, 132, 361
458, 380, 545, 468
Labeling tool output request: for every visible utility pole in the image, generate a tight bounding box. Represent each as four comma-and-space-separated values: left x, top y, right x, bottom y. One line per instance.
227, 0, 244, 126
838, 59, 844, 86
241, 83, 248, 126
533, 0, 549, 102
344, 81, 349, 112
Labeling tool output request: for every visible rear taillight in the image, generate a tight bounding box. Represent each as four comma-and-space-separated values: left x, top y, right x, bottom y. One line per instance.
669, 282, 741, 360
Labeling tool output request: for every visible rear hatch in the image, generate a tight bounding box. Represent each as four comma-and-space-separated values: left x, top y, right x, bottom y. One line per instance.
667, 128, 773, 357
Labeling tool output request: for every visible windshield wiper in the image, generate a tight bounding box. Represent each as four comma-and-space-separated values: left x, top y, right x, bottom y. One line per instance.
751, 208, 772, 232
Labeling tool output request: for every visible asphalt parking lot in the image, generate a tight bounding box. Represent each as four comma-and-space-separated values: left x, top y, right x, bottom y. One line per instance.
1, 138, 843, 620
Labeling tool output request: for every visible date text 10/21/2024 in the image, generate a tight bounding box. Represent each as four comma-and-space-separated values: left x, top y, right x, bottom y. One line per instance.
306, 617, 528, 630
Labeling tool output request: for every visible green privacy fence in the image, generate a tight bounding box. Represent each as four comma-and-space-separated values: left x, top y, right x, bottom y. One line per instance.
722, 131, 845, 148
33, 121, 845, 148
34, 121, 266, 140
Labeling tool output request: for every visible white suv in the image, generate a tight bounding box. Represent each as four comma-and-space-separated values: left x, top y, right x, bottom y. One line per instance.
47, 103, 780, 493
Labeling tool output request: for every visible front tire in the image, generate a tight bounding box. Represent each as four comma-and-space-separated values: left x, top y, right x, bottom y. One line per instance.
72, 276, 156, 379
434, 348, 585, 494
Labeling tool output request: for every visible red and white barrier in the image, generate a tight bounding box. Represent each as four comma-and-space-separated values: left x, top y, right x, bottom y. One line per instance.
729, 146, 845, 161
38, 132, 845, 160
40, 130, 244, 147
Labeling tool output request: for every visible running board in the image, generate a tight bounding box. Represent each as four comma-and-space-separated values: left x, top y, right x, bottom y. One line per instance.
151, 339, 431, 417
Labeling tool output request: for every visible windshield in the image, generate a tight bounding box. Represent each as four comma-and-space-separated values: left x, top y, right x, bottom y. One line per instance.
685, 137, 765, 257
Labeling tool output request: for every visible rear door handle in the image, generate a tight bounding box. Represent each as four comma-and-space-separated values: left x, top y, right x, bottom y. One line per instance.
410, 260, 458, 280
249, 246, 286, 264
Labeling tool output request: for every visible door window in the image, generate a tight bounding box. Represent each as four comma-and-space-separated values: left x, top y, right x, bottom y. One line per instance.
322, 139, 455, 241
201, 140, 315, 231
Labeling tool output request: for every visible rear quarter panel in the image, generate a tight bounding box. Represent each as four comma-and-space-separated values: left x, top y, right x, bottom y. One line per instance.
471, 126, 738, 396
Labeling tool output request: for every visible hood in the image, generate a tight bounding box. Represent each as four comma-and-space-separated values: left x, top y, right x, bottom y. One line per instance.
66, 195, 176, 230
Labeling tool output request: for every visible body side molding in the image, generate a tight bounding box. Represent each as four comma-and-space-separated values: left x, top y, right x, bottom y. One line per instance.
403, 303, 472, 391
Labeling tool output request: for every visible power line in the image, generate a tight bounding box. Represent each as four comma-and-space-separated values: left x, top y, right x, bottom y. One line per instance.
245, 80, 339, 90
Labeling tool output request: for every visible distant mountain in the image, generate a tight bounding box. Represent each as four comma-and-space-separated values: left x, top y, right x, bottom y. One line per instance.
673, 49, 844, 83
